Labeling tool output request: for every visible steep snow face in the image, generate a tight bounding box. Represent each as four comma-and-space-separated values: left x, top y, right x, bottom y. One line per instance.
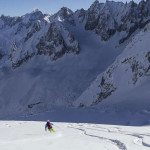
74, 23, 150, 109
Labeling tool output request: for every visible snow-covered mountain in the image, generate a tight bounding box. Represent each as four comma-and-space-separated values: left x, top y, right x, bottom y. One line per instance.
0, 8, 79, 68
82, 0, 150, 43
1, 0, 150, 69
0, 0, 150, 117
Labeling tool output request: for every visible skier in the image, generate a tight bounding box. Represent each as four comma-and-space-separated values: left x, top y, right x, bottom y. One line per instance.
45, 120, 55, 132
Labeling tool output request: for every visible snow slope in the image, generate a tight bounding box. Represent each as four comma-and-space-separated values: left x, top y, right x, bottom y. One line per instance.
0, 120, 150, 150
74, 23, 150, 110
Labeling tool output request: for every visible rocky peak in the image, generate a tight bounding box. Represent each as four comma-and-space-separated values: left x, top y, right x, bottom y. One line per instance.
84, 0, 150, 43
36, 21, 79, 60
88, 0, 102, 13
0, 15, 22, 28
90, 0, 100, 8
22, 10, 44, 24
55, 7, 73, 20
138, 0, 149, 18
103, 1, 125, 18
85, 1, 102, 30
30, 9, 44, 17
128, 0, 137, 8
59, 7, 73, 15
53, 7, 75, 25
75, 8, 86, 23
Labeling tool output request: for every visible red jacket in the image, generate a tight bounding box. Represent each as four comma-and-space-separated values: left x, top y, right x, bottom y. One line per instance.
45, 122, 52, 130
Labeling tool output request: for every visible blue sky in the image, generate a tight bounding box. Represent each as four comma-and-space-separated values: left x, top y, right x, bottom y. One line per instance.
0, 0, 141, 16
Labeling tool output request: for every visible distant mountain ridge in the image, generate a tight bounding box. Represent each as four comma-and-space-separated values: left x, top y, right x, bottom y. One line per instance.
0, 0, 150, 69
0, 0, 150, 117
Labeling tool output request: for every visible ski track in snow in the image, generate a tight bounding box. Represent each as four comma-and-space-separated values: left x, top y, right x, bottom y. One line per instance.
68, 124, 127, 150
85, 125, 150, 148
67, 123, 150, 150
94, 126, 150, 149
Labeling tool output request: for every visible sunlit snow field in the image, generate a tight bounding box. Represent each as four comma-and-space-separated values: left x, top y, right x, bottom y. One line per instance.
0, 108, 150, 150
0, 121, 150, 150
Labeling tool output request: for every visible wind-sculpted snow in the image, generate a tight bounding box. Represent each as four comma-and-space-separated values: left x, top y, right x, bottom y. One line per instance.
0, 121, 150, 150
